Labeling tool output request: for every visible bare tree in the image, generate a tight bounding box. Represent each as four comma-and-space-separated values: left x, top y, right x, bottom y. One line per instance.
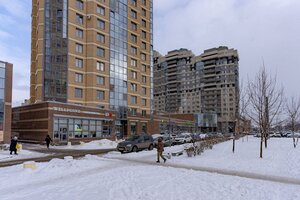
247, 66, 284, 158
286, 97, 300, 148
233, 80, 249, 153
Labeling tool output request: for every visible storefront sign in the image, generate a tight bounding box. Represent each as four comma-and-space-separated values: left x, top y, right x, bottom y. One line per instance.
53, 107, 103, 116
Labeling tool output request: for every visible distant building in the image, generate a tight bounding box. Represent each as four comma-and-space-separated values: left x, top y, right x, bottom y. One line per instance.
0, 61, 12, 143
153, 46, 239, 132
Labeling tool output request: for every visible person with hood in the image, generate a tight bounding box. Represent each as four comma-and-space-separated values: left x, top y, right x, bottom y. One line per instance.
156, 137, 166, 163
45, 134, 53, 149
10, 136, 18, 155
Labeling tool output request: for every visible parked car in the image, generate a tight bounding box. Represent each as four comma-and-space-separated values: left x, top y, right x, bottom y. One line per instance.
117, 134, 154, 153
154, 135, 174, 147
174, 134, 193, 144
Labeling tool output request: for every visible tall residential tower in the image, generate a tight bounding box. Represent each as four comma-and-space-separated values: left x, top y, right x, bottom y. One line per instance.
30, 0, 153, 136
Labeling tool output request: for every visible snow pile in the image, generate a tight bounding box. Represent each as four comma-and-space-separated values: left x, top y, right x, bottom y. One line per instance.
54, 139, 118, 150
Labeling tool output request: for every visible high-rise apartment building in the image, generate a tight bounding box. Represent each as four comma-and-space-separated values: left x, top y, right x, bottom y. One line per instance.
0, 61, 12, 143
30, 0, 153, 136
154, 47, 239, 132
197, 47, 239, 132
153, 49, 201, 114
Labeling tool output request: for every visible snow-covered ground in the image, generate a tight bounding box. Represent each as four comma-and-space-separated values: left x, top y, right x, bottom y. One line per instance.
52, 139, 119, 150
106, 137, 300, 179
0, 137, 299, 200
0, 149, 46, 162
0, 154, 299, 200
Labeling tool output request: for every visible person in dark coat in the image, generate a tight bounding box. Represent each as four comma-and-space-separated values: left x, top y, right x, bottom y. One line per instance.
156, 137, 166, 163
10, 136, 18, 155
45, 135, 53, 149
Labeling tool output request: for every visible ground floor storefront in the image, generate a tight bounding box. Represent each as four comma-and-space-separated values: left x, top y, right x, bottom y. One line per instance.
12, 102, 196, 144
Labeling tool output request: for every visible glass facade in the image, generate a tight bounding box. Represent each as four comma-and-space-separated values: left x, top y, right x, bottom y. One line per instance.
0, 62, 5, 131
53, 117, 113, 141
43, 0, 68, 102
109, 0, 128, 136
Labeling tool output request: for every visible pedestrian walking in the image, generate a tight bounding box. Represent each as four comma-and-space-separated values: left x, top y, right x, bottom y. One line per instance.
10, 136, 18, 155
156, 137, 166, 163
45, 134, 53, 149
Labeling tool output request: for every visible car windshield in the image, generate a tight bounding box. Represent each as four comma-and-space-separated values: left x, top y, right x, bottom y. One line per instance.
126, 135, 140, 141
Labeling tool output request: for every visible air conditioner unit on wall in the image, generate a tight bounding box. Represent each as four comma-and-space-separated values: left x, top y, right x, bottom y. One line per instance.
86, 15, 92, 20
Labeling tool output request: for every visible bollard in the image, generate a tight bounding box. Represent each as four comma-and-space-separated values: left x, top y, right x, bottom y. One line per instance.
23, 161, 37, 170
67, 142, 72, 147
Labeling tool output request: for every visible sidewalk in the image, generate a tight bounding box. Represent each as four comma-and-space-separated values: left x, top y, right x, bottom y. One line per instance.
106, 155, 300, 186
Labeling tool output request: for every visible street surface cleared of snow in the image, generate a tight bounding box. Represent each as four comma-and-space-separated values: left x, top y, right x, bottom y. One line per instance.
0, 149, 46, 162
106, 137, 300, 179
52, 139, 119, 150
0, 155, 299, 200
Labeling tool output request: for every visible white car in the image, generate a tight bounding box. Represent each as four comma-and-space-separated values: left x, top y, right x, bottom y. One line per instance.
174, 134, 193, 144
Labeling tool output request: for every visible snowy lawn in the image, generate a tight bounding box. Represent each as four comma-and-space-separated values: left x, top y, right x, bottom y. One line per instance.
52, 139, 119, 150
0, 149, 47, 162
106, 137, 300, 179
0, 155, 299, 200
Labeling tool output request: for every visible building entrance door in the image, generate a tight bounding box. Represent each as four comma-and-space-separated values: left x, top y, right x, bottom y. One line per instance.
59, 127, 68, 142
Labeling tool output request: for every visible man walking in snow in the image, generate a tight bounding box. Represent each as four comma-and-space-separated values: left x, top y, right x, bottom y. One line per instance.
156, 137, 166, 163
45, 134, 53, 149
10, 136, 18, 155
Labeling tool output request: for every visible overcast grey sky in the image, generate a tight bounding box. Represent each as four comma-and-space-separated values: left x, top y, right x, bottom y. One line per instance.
0, 0, 299, 106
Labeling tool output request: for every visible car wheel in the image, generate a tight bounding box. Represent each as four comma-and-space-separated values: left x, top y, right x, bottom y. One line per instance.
148, 144, 153, 150
119, 151, 124, 154
132, 146, 138, 152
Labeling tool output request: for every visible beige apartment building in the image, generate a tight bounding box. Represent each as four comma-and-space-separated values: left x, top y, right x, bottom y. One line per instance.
154, 47, 239, 133
29, 0, 153, 138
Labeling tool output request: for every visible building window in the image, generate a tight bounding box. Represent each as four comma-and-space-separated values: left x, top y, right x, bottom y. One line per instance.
141, 87, 146, 95
141, 64, 146, 72
142, 110, 146, 117
75, 73, 83, 83
76, 14, 83, 25
131, 34, 137, 43
97, 19, 105, 29
130, 122, 137, 135
97, 61, 105, 71
131, 96, 137, 104
141, 98, 146, 106
131, 0, 137, 6
75, 88, 83, 98
142, 19, 146, 28
97, 5, 105, 15
141, 31, 146, 39
131, 46, 137, 55
142, 75, 146, 83
131, 83, 137, 92
97, 33, 105, 43
97, 47, 105, 57
75, 58, 83, 68
131, 10, 137, 19
97, 90, 105, 100
76, 0, 84, 10
76, 43, 83, 53
131, 59, 137, 67
76, 28, 83, 38
141, 53, 146, 61
142, 8, 146, 17
131, 22, 137, 31
97, 76, 105, 85
141, 42, 146, 50
131, 71, 137, 79
131, 108, 137, 116
142, 0, 146, 6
